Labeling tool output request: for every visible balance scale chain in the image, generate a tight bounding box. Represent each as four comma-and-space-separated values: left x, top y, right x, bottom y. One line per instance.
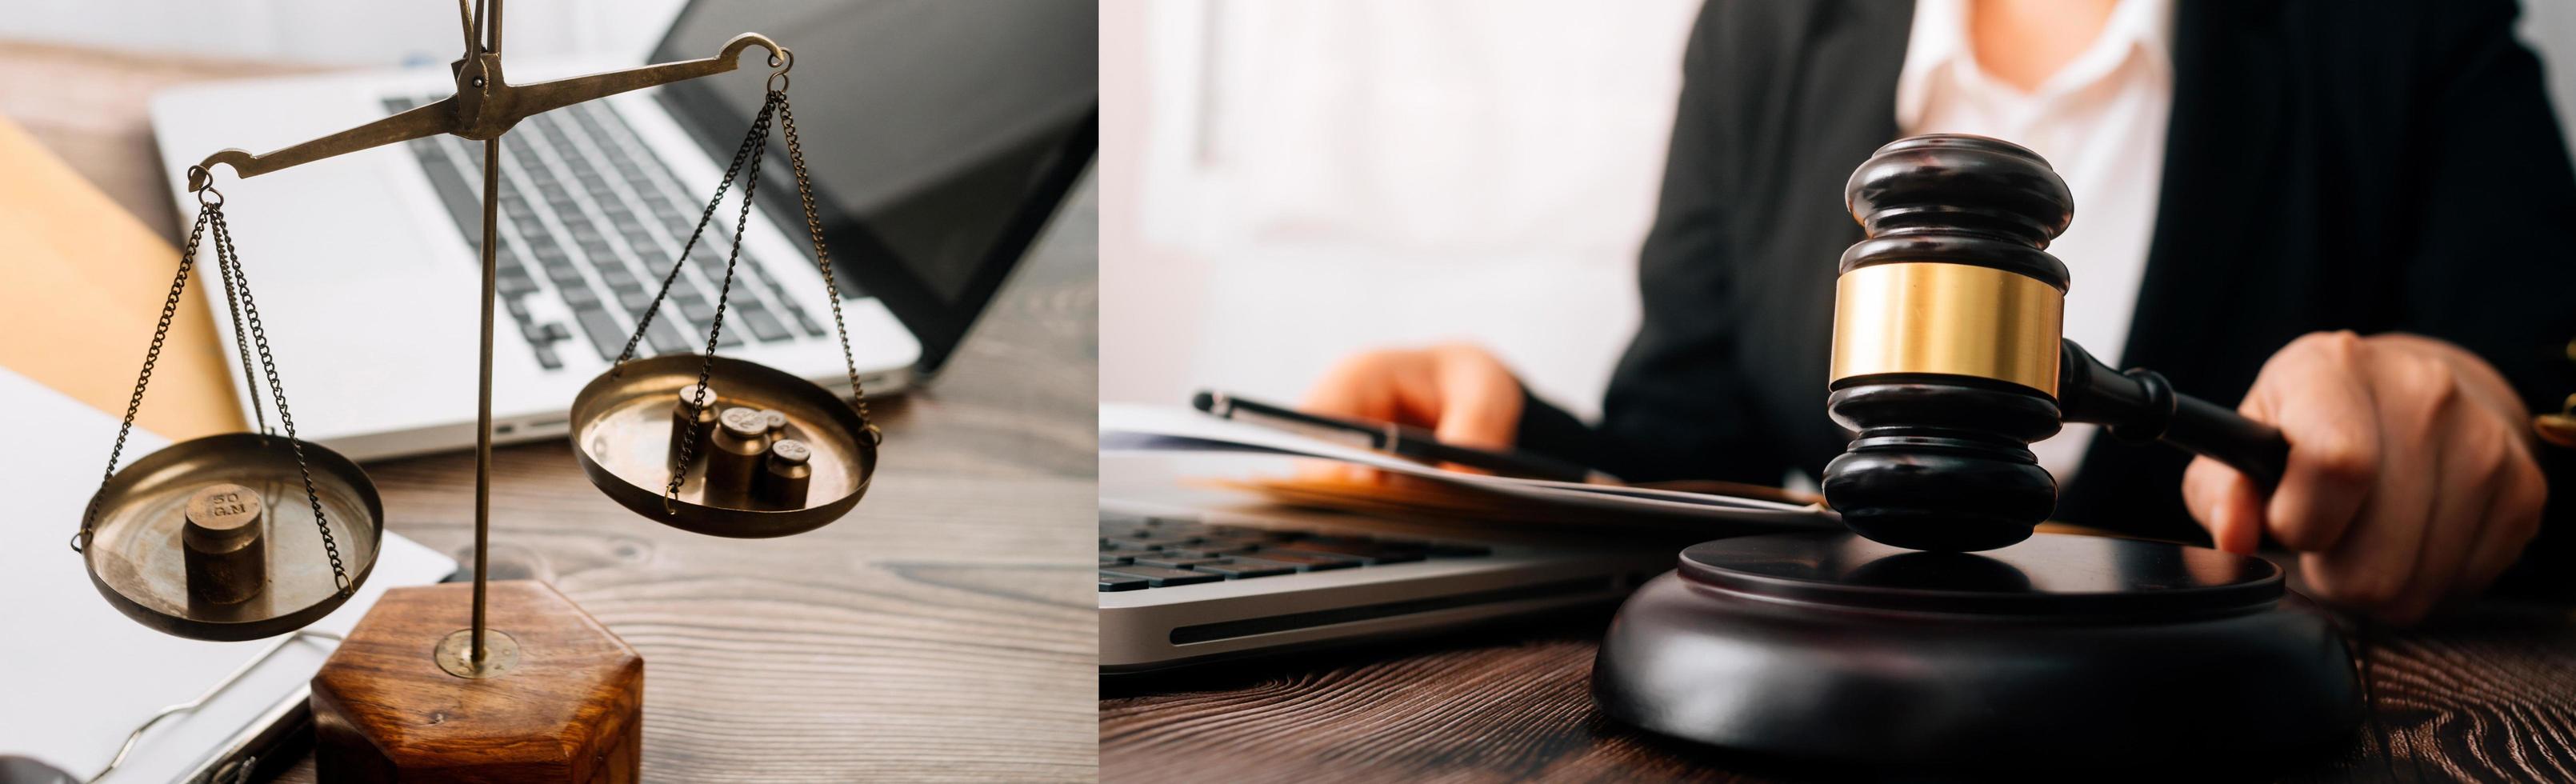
78, 208, 210, 552
595, 55, 881, 514
211, 223, 269, 438
77, 183, 350, 597
778, 90, 874, 438
658, 94, 775, 508
206, 206, 350, 594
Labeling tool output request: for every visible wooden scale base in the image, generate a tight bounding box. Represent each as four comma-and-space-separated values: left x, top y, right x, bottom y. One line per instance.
312, 581, 643, 782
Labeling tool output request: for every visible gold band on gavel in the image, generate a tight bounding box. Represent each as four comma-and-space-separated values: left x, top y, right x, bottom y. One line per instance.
1829, 262, 2064, 396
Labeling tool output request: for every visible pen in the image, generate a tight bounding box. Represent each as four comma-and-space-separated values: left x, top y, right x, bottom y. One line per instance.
1192, 390, 1604, 482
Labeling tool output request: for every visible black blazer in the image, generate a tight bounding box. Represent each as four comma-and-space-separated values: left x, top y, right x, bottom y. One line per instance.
1516, 0, 2576, 575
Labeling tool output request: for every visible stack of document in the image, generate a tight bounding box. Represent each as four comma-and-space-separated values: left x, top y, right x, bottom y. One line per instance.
1102, 403, 1835, 530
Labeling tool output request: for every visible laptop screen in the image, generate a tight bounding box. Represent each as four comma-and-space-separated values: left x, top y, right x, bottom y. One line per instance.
651, 0, 1097, 373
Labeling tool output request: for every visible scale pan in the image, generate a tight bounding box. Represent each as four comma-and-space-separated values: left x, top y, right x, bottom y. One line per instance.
82, 433, 384, 642
571, 354, 875, 538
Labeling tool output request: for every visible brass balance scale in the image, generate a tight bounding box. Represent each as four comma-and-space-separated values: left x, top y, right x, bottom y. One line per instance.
70, 2, 875, 778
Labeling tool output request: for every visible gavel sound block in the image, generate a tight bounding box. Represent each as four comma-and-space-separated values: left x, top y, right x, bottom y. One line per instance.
1590, 135, 2358, 769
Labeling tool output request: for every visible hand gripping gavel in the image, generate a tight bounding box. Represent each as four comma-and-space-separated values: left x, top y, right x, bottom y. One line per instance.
1822, 134, 2290, 552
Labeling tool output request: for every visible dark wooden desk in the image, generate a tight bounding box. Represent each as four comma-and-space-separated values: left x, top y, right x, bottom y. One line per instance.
1101, 508, 2576, 783
6, 42, 1098, 782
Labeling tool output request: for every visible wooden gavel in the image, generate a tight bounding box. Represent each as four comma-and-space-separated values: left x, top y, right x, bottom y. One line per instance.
1821, 134, 2290, 552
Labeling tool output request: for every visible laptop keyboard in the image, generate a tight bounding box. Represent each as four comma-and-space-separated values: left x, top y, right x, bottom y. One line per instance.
383, 97, 838, 369
1099, 512, 1493, 591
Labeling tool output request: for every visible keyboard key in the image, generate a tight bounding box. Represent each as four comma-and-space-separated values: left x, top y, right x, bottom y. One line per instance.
546, 263, 587, 286
499, 266, 538, 296
1211, 525, 1308, 542
786, 304, 827, 337
1099, 554, 1130, 566
560, 283, 601, 309
598, 266, 641, 293
1098, 572, 1150, 592
1194, 558, 1301, 578
1245, 551, 1362, 571
1271, 538, 1428, 565
570, 306, 626, 362
737, 302, 791, 342
529, 342, 562, 370
1130, 556, 1228, 570
1155, 545, 1260, 559
643, 316, 690, 355
1426, 542, 1494, 558
677, 297, 718, 325
1098, 566, 1222, 588
620, 228, 663, 255
406, 139, 484, 244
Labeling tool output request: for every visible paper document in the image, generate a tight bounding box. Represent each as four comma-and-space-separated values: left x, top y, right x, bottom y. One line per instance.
1102, 403, 1836, 528
0, 367, 454, 783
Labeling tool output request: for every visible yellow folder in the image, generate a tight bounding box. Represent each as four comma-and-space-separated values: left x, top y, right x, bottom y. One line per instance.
0, 114, 244, 441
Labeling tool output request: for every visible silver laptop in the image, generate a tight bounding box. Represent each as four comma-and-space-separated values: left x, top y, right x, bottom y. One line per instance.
1099, 496, 1674, 674
146, 0, 1096, 461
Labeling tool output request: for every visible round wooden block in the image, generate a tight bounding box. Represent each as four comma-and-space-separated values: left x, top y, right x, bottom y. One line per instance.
312, 580, 643, 782
1591, 531, 2362, 769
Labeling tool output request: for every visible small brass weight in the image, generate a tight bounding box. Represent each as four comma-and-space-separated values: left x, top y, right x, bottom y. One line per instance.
77, 1, 879, 780
182, 483, 266, 606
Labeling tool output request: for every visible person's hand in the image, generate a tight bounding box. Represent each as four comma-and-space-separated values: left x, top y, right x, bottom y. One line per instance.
2183, 331, 2546, 624
1300, 343, 1523, 481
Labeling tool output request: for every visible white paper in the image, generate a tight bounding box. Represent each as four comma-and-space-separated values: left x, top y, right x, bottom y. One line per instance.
1100, 403, 1835, 526
0, 368, 456, 782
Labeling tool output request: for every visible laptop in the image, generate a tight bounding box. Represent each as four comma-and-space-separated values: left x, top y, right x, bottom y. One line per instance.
147, 0, 1097, 461
1099, 483, 1675, 674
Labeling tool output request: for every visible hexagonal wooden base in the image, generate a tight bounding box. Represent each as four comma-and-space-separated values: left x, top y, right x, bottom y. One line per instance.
313, 580, 643, 782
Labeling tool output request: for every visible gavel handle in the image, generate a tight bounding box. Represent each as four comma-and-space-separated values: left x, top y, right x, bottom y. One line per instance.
2058, 340, 2290, 491
2163, 394, 2290, 490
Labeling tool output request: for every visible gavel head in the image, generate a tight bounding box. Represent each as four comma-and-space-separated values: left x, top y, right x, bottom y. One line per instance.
1822, 134, 2075, 552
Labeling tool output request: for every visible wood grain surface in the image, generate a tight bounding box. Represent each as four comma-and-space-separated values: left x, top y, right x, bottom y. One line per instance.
1102, 567, 2576, 783
311, 581, 644, 782
0, 42, 1098, 782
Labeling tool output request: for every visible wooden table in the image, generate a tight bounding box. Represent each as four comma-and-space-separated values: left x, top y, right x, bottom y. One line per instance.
1101, 482, 2576, 783
5, 42, 1098, 782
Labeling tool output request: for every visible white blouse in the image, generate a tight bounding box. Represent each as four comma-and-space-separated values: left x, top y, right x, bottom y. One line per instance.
1894, 0, 2176, 482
